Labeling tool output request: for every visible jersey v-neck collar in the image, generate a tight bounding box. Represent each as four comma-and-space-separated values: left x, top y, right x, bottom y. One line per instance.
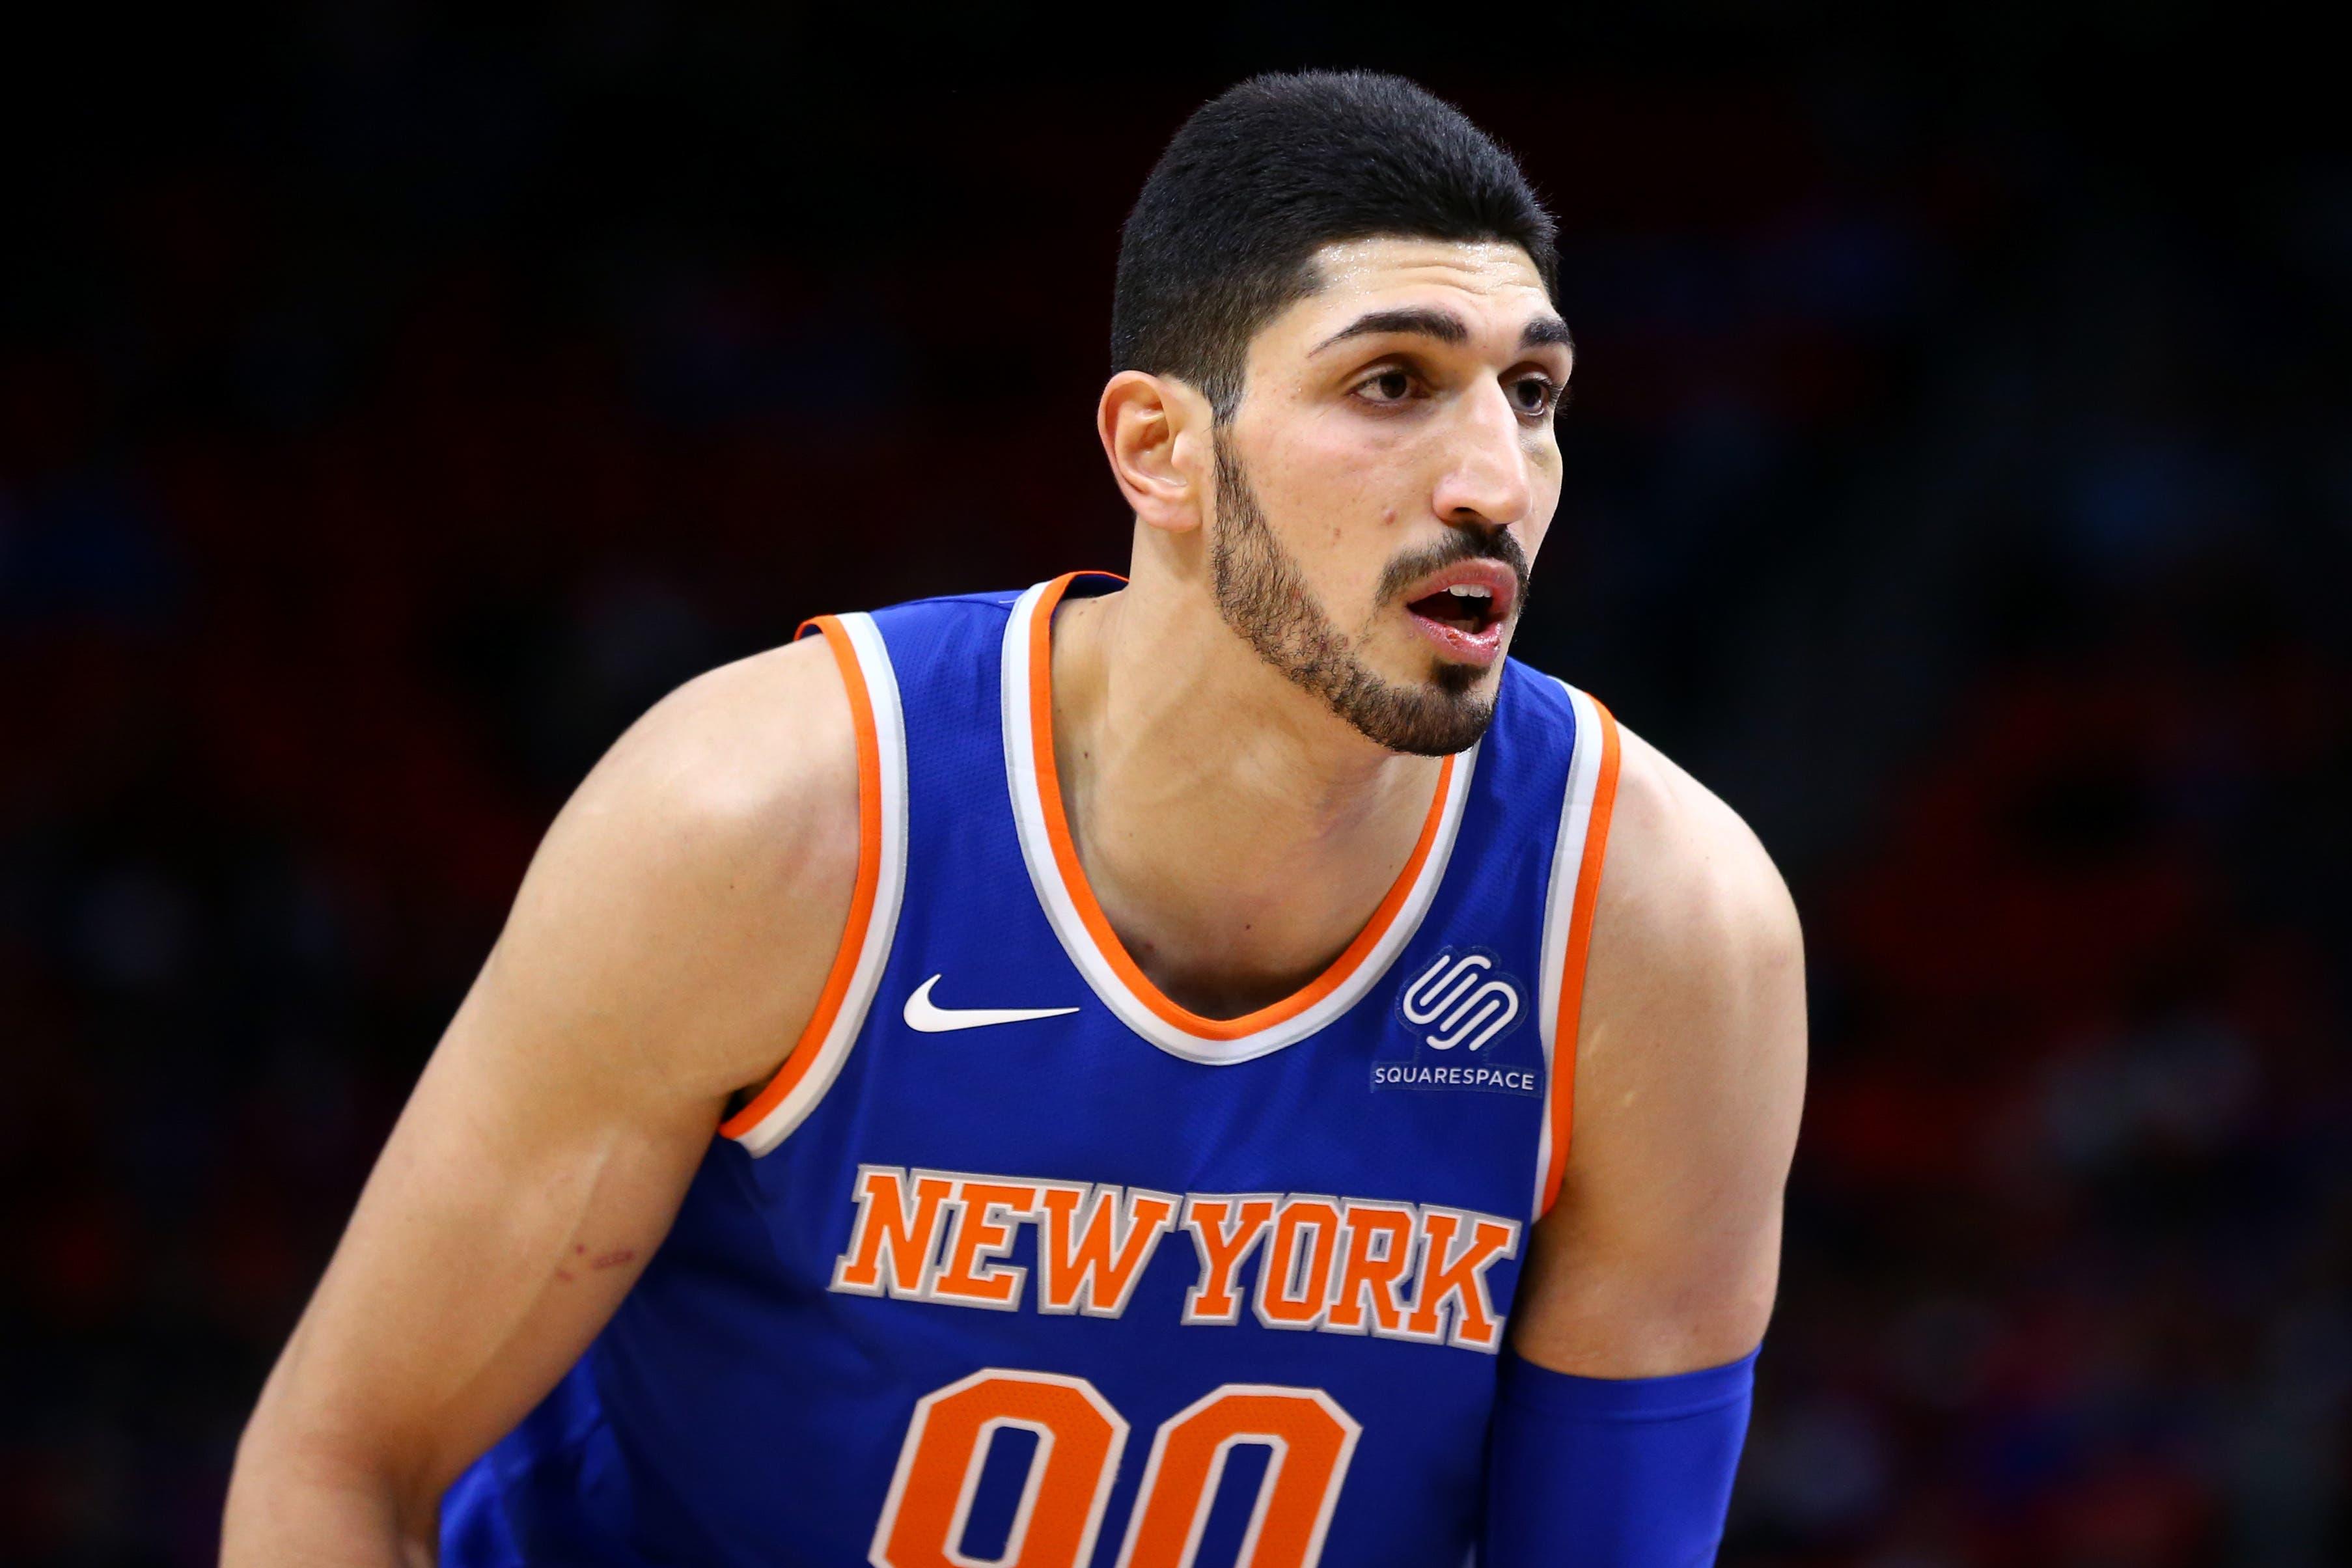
1000, 572, 1476, 1065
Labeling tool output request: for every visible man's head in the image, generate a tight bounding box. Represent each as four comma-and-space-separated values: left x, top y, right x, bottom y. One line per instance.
1101, 72, 1570, 756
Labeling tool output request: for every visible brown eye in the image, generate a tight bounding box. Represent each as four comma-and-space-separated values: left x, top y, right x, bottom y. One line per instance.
1511, 376, 1557, 415
1367, 370, 1412, 401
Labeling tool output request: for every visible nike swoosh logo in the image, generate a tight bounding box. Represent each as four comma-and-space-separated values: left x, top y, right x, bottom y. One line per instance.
902, 974, 1081, 1033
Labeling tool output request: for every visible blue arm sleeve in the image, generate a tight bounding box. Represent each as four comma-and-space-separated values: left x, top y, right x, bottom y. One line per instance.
1480, 1347, 1758, 1567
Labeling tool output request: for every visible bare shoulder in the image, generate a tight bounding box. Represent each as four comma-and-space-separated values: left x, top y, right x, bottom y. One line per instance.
566, 633, 859, 877
1589, 722, 1803, 1017
1511, 719, 1806, 1375
488, 634, 863, 1109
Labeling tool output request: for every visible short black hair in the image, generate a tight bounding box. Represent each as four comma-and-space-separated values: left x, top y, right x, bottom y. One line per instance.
1111, 71, 1558, 420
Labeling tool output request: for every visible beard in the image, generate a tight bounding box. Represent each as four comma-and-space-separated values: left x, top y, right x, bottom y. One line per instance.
1208, 433, 1522, 758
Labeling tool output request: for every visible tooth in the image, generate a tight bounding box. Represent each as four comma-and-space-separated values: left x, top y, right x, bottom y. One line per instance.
1447, 585, 1489, 598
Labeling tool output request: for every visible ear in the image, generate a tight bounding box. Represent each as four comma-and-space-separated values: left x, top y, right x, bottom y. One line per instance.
1097, 370, 1214, 534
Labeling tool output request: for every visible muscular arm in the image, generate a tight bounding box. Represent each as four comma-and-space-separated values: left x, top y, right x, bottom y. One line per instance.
221, 638, 860, 1565
1512, 724, 1808, 1376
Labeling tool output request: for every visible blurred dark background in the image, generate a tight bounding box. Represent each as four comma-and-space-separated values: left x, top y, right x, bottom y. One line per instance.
4, 4, 2347, 1564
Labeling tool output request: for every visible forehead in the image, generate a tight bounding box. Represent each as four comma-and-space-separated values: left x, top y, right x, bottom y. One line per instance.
1260, 236, 1556, 353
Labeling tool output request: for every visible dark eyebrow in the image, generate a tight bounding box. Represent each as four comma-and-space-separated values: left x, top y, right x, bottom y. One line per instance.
1521, 315, 1574, 353
1310, 308, 1469, 354
1309, 307, 1576, 357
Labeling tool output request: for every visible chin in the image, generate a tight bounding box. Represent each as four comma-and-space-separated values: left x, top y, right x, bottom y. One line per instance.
1428, 659, 1495, 698
1332, 667, 1499, 757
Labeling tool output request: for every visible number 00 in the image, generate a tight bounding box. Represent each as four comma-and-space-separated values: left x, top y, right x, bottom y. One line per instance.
870, 1369, 1361, 1568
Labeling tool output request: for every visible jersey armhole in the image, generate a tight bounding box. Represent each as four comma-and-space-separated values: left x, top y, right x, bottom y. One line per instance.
718, 612, 909, 1156
1532, 685, 1622, 1220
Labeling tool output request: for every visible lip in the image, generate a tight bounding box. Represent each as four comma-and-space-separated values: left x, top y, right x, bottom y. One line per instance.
1399, 558, 1519, 668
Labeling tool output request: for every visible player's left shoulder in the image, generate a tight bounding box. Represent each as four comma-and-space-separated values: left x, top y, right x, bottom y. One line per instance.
1592, 721, 1803, 1010
1510, 720, 1806, 1373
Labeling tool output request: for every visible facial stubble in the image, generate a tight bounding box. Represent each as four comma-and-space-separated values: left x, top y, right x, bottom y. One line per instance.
1208, 433, 1514, 758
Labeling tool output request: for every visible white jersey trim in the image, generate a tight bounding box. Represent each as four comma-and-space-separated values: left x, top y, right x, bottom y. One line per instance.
1530, 681, 1611, 1220
728, 611, 909, 1155
1001, 579, 1475, 1066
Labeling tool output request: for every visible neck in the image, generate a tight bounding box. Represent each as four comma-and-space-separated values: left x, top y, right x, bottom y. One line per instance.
1047, 569, 1447, 1019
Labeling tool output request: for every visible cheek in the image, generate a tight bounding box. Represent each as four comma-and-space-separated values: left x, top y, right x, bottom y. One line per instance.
1254, 430, 1405, 567
1522, 447, 1562, 555
1517, 514, 1550, 573
1266, 422, 1393, 506
1532, 480, 1561, 540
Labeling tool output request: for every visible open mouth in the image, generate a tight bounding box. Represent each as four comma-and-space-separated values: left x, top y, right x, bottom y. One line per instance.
1405, 583, 1505, 637
1399, 558, 1518, 667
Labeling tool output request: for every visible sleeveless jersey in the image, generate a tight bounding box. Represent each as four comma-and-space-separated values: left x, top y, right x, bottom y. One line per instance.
441, 573, 1622, 1567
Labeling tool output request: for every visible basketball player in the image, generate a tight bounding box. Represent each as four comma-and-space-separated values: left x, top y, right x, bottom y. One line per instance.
224, 72, 1803, 1566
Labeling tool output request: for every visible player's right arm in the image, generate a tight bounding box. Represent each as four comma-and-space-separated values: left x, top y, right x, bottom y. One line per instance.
221, 635, 861, 1567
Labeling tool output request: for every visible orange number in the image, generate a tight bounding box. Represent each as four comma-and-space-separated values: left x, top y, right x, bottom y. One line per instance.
1115, 1386, 1361, 1568
871, 1369, 1129, 1568
876, 1374, 1359, 1568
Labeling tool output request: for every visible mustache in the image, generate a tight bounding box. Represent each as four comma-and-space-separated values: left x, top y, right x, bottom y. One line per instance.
1374, 529, 1530, 606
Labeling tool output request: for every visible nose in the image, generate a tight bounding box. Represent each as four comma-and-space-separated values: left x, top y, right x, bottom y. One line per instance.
1429, 379, 1536, 533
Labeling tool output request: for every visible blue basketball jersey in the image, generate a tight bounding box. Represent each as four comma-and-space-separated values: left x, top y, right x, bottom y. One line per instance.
441, 573, 1622, 1567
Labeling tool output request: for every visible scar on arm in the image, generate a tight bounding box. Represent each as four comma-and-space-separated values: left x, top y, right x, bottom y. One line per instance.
553, 1244, 637, 1282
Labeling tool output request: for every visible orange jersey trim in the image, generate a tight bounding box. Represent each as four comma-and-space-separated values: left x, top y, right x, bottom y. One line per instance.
1023, 571, 1455, 1043
718, 615, 883, 1140
1538, 698, 1621, 1217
